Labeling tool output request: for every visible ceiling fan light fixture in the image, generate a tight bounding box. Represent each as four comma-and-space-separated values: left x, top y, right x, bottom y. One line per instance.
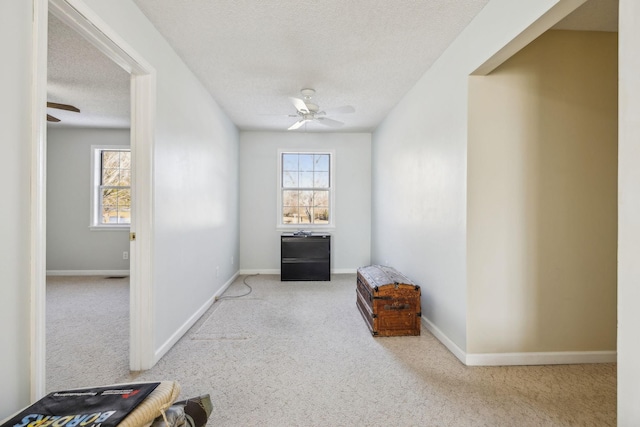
305, 102, 319, 113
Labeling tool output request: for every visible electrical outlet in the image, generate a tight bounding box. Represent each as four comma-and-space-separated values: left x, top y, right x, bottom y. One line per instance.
231, 256, 234, 265
123, 251, 129, 260
216, 266, 219, 277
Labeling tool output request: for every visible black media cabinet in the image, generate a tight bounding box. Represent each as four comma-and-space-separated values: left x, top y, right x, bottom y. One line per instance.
280, 233, 331, 281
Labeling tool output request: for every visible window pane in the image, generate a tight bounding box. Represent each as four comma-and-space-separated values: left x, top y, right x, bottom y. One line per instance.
297, 207, 312, 223
102, 188, 118, 206
314, 172, 329, 188
314, 191, 328, 207
102, 151, 120, 169
284, 207, 299, 224
282, 190, 299, 207
299, 154, 314, 171
101, 188, 130, 224
283, 171, 298, 188
102, 168, 120, 185
313, 208, 329, 224
299, 191, 313, 206
282, 154, 298, 171
314, 154, 329, 171
299, 172, 313, 188
117, 188, 131, 208
119, 151, 131, 169
102, 205, 118, 224
102, 150, 130, 185
283, 207, 299, 224
120, 170, 131, 186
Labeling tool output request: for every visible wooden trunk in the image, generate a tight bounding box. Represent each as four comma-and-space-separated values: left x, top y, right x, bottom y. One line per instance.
356, 265, 421, 337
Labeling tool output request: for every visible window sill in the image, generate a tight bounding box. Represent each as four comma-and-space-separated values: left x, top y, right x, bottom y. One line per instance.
276, 225, 335, 232
89, 225, 130, 231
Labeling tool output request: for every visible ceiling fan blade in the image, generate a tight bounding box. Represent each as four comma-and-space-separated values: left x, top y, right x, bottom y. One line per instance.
289, 97, 309, 113
288, 119, 308, 130
320, 105, 355, 115
47, 114, 61, 122
315, 117, 344, 128
47, 102, 80, 113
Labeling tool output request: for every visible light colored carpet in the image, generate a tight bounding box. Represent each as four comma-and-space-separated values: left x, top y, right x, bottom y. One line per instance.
46, 275, 130, 389
47, 274, 616, 426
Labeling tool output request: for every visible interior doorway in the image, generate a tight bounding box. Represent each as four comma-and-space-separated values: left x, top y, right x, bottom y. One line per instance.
45, 9, 132, 391
31, 0, 157, 399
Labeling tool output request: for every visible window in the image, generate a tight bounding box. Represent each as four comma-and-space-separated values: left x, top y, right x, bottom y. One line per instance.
90, 146, 131, 229
279, 151, 333, 227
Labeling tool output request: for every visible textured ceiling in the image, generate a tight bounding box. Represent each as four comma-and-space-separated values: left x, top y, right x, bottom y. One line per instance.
129, 0, 492, 132
48, 0, 618, 132
47, 13, 130, 129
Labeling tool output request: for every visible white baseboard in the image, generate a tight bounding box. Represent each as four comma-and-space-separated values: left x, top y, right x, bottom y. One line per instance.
239, 269, 279, 275
46, 270, 130, 276
421, 315, 616, 366
213, 271, 240, 300
332, 268, 357, 274
154, 271, 239, 364
421, 315, 467, 364
466, 351, 617, 366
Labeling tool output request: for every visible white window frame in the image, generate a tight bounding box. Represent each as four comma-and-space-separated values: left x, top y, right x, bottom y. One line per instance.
277, 149, 335, 230
90, 145, 131, 230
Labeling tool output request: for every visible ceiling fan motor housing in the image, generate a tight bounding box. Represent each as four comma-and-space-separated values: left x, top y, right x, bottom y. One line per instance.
300, 88, 316, 98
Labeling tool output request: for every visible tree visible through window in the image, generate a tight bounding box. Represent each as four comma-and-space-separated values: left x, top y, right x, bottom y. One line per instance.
281, 152, 330, 225
99, 149, 131, 225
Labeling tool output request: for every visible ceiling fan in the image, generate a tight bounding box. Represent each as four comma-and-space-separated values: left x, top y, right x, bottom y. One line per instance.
47, 102, 80, 122
287, 88, 354, 130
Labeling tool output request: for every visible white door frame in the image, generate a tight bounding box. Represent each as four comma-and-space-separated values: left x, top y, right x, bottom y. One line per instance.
31, 0, 156, 399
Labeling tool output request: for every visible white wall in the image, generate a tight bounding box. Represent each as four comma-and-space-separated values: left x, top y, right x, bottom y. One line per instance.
78, 0, 240, 356
0, 0, 34, 419
371, 0, 585, 354
47, 128, 130, 273
2, 0, 238, 415
618, 0, 640, 424
467, 30, 617, 354
239, 132, 371, 273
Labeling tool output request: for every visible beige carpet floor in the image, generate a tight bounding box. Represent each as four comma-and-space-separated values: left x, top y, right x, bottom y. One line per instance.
47, 275, 131, 389
47, 274, 616, 426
